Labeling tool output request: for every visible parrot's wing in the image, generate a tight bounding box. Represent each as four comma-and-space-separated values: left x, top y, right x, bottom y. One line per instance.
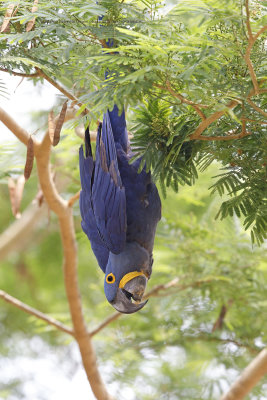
92, 113, 127, 254
79, 132, 109, 272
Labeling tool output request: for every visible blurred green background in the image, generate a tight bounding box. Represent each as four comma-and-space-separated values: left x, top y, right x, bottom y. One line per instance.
0, 127, 266, 399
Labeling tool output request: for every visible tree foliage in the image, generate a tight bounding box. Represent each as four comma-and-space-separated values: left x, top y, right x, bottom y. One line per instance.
1, 0, 266, 243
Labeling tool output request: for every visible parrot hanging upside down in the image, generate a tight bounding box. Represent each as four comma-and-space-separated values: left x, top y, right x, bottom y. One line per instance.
79, 105, 161, 314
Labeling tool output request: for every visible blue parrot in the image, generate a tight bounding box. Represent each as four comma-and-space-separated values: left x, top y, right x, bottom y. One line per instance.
79, 105, 161, 313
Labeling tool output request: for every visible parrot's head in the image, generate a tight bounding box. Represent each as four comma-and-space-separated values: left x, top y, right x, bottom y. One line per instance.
104, 242, 152, 314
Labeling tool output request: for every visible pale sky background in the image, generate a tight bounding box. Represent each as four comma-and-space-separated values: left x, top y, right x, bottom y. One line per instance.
0, 71, 57, 143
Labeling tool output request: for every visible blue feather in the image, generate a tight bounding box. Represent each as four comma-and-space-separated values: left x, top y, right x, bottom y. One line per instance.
79, 104, 161, 312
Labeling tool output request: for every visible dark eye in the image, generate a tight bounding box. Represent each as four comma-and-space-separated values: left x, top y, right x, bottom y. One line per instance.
106, 273, 115, 284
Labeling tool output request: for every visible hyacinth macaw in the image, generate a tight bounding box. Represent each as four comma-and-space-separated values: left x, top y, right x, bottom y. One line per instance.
79, 105, 161, 313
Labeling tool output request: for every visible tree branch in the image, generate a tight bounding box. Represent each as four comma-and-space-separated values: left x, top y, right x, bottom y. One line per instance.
220, 348, 267, 400
152, 3, 266, 141
0, 65, 89, 115
190, 100, 239, 140
37, 123, 112, 400
245, 0, 253, 41
153, 81, 208, 120
247, 98, 267, 118
0, 67, 40, 77
244, 1, 267, 95
0, 289, 74, 336
68, 190, 81, 207
36, 68, 89, 113
194, 130, 251, 142
1, 108, 113, 400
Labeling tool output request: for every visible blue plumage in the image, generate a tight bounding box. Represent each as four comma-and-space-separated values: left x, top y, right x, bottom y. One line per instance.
79, 107, 161, 313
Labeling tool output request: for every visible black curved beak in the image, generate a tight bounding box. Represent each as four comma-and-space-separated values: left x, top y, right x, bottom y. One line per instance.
111, 275, 148, 314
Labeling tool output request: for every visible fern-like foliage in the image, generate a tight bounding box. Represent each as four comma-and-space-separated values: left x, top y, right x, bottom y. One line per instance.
130, 98, 267, 245
0, 78, 8, 99
204, 136, 267, 246
131, 100, 201, 197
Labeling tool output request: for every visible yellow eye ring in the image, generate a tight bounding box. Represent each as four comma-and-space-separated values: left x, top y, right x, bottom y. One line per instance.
106, 273, 115, 284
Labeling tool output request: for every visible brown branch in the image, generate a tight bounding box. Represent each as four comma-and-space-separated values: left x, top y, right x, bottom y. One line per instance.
26, 0, 38, 32
166, 81, 207, 120
35, 111, 76, 216
153, 81, 208, 120
212, 300, 233, 332
247, 98, 267, 118
189, 84, 266, 141
36, 124, 112, 399
253, 25, 267, 42
192, 132, 251, 141
194, 119, 252, 141
1, 108, 113, 400
90, 313, 121, 337
247, 85, 267, 98
220, 348, 267, 400
152, 4, 266, 141
68, 190, 81, 207
58, 207, 113, 399
0, 3, 18, 33
245, 0, 253, 41
0, 289, 74, 336
36, 68, 89, 113
144, 277, 180, 299
0, 67, 40, 77
243, 118, 267, 125
244, 1, 267, 95
86, 31, 108, 49
190, 100, 239, 140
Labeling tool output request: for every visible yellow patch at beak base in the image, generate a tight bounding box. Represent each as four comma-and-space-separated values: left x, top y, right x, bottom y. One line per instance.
119, 271, 147, 289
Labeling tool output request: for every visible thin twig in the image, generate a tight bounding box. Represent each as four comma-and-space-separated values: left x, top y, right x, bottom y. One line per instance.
244, 1, 267, 95
144, 277, 180, 299
36, 68, 89, 114
0, 68, 40, 78
0, 289, 74, 336
165, 81, 207, 120
90, 313, 121, 337
190, 100, 239, 139
153, 81, 209, 121
245, 0, 253, 41
243, 118, 267, 125
68, 190, 81, 207
247, 98, 267, 118
192, 132, 251, 141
